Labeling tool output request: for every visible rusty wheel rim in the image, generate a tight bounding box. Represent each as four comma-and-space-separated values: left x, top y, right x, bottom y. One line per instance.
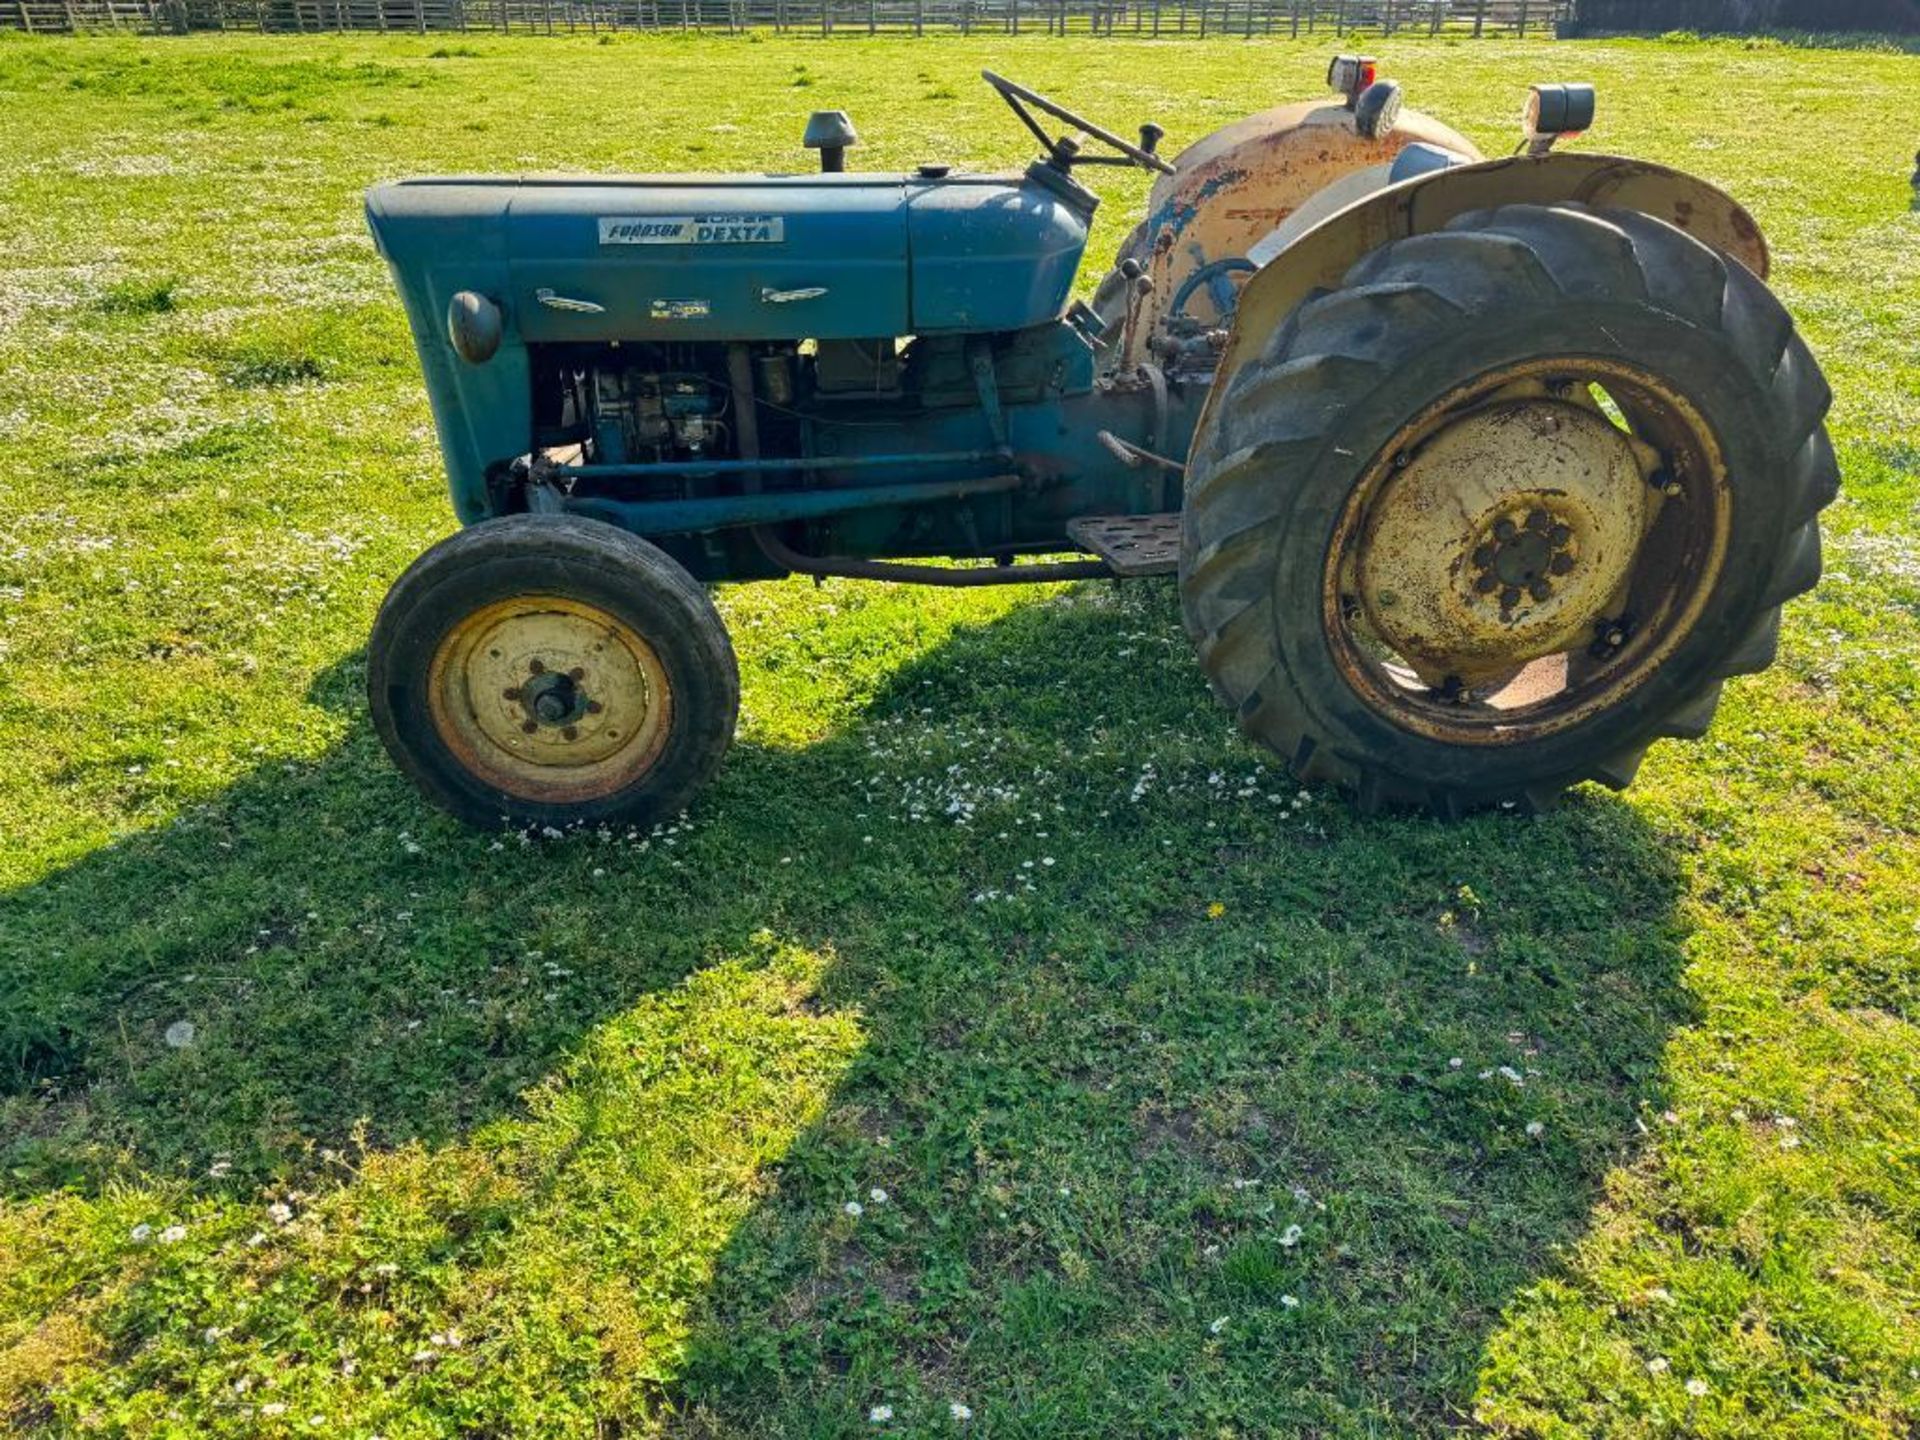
427, 595, 673, 804
1323, 357, 1731, 745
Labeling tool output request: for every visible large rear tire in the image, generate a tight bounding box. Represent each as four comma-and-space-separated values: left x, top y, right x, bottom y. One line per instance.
1179, 202, 1838, 815
369, 515, 739, 830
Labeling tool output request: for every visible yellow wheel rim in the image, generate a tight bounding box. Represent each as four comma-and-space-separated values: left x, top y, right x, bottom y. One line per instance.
427, 595, 673, 805
1323, 357, 1732, 744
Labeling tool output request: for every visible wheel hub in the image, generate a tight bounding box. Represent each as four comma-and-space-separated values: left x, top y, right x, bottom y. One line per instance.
1354, 398, 1649, 686
427, 596, 673, 804
511, 664, 595, 731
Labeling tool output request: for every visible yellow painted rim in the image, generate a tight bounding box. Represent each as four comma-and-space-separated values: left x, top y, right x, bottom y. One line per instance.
427, 594, 673, 804
1323, 357, 1732, 745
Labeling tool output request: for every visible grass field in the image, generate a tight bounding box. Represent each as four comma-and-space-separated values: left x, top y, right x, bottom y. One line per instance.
1, 26, 1918, 1438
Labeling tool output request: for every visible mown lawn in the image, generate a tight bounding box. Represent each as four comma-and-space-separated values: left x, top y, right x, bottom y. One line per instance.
1, 26, 1917, 1438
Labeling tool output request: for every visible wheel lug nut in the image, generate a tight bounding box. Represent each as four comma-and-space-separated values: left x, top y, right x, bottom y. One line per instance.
1472, 543, 1496, 567
503, 687, 522, 701
1526, 509, 1550, 533
1528, 579, 1552, 602
1500, 586, 1522, 608
561, 725, 579, 741
569, 667, 585, 681
1494, 518, 1517, 541
1549, 524, 1572, 546
528, 658, 545, 675
521, 719, 538, 734
1474, 574, 1499, 595
586, 700, 604, 714
1549, 553, 1575, 576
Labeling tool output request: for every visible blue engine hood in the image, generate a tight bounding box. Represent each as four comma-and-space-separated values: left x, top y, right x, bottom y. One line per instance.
366, 170, 1090, 342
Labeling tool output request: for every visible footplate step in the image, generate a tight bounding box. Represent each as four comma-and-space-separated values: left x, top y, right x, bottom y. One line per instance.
1066, 513, 1182, 578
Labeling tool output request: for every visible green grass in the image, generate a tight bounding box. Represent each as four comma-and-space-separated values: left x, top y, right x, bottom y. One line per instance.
1, 27, 1917, 1439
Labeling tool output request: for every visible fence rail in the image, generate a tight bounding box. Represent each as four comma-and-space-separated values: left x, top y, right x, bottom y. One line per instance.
2, 0, 1568, 36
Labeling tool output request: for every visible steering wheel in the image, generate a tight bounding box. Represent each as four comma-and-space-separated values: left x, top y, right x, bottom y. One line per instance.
1169, 255, 1258, 326
982, 71, 1176, 176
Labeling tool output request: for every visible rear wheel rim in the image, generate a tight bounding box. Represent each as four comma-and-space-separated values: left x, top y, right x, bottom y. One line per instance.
427, 594, 674, 804
1322, 356, 1732, 746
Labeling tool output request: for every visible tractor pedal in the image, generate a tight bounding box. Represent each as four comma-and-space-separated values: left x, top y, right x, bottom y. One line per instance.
1066, 513, 1182, 578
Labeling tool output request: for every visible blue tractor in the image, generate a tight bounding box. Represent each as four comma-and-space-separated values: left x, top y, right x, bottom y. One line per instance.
365, 62, 1835, 829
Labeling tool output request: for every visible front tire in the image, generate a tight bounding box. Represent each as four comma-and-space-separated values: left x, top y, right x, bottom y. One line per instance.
1179, 202, 1838, 814
368, 515, 739, 830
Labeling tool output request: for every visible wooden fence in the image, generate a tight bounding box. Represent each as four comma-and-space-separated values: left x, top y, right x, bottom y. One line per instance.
2, 0, 1569, 36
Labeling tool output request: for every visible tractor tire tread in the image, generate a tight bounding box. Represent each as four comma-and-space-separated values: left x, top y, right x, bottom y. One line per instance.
1179, 202, 1836, 816
368, 514, 739, 831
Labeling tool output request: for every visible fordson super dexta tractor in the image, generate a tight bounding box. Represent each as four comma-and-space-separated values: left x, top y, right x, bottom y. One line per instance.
364, 62, 1836, 829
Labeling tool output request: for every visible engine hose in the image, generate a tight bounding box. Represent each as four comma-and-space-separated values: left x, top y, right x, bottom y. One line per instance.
724, 344, 1112, 588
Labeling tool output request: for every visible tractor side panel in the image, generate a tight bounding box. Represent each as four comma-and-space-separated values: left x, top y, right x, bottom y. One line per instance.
504, 180, 912, 342
906, 179, 1090, 332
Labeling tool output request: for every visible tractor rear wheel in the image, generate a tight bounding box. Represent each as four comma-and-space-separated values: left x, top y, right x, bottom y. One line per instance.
1179, 202, 1837, 814
368, 514, 738, 830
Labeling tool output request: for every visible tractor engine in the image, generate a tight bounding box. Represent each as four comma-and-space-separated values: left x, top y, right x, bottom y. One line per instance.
584, 361, 732, 466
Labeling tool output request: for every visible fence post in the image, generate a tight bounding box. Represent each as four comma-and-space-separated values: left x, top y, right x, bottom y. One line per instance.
1516, 0, 1526, 32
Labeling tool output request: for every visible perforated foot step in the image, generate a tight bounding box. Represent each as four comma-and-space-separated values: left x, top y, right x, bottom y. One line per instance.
1066, 513, 1182, 578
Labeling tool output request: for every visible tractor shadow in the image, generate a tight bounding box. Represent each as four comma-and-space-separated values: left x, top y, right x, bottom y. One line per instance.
0, 581, 1694, 1430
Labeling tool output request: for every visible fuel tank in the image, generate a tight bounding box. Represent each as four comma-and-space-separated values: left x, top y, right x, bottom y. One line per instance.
365, 170, 1090, 343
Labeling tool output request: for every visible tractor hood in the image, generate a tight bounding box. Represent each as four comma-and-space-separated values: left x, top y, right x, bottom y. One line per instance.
366, 171, 1091, 343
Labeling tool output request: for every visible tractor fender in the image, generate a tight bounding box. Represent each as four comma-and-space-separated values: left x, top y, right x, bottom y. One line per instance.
1096, 101, 1483, 334
1198, 151, 1771, 448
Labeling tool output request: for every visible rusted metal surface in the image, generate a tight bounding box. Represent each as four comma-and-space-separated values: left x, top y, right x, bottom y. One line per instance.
1201, 151, 1772, 453
1352, 394, 1650, 685
1322, 357, 1732, 744
426, 595, 674, 803
1132, 100, 1482, 332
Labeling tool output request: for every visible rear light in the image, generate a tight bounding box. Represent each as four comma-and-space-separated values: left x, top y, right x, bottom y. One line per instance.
1327, 54, 1380, 109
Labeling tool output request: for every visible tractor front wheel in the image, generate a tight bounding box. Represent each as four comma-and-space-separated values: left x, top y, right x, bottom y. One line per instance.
368, 515, 739, 830
1180, 202, 1838, 814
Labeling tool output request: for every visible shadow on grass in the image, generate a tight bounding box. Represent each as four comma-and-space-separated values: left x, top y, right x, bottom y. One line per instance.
0, 582, 1693, 1432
